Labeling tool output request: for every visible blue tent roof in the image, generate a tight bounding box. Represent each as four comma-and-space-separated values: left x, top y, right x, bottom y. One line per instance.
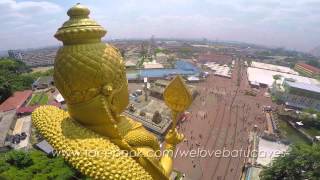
126, 60, 200, 79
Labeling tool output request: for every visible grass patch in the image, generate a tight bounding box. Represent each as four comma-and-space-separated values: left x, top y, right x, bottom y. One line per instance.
278, 119, 310, 144
29, 93, 48, 106
301, 127, 320, 137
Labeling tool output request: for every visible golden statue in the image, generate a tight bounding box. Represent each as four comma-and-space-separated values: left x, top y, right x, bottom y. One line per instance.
32, 3, 192, 180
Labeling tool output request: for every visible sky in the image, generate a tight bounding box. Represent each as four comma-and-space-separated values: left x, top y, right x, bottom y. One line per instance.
0, 0, 320, 52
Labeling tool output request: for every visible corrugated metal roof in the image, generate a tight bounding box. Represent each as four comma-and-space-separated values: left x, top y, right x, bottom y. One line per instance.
286, 80, 320, 93
35, 140, 53, 154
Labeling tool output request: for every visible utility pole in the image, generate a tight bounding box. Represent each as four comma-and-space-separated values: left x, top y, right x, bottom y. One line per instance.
144, 77, 149, 101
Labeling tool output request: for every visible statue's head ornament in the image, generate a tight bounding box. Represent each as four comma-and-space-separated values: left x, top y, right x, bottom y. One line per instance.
54, 3, 106, 45
53, 3, 129, 137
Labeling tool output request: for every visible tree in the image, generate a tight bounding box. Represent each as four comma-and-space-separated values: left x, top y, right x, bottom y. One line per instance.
260, 143, 320, 180
273, 74, 281, 80
5, 150, 33, 169
0, 58, 53, 103
152, 111, 162, 124
0, 150, 86, 179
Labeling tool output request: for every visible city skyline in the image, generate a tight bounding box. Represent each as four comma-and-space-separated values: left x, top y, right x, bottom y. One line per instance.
1, 0, 320, 52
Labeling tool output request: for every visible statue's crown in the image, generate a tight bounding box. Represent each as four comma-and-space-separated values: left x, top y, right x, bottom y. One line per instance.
54, 3, 106, 45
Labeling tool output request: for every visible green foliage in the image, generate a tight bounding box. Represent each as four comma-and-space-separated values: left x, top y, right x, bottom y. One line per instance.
260, 143, 320, 180
0, 58, 53, 103
0, 150, 84, 180
271, 95, 283, 104
0, 58, 32, 102
5, 151, 33, 169
273, 74, 281, 80
299, 109, 320, 129
0, 77, 12, 103
304, 108, 319, 115
0, 58, 29, 73
155, 48, 163, 54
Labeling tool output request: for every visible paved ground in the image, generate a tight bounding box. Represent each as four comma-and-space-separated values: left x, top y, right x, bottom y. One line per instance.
174, 60, 274, 180
11, 115, 32, 150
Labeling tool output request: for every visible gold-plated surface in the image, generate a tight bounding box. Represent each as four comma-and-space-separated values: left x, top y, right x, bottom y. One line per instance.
164, 76, 192, 129
32, 3, 192, 180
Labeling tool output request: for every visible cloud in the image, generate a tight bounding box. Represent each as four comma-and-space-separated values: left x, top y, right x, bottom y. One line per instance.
0, 0, 62, 19
0, 0, 63, 50
1, 0, 320, 51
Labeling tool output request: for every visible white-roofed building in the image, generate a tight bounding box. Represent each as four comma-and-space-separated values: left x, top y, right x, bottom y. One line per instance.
54, 93, 65, 103
251, 61, 299, 75
187, 76, 200, 83
271, 78, 320, 111
247, 67, 320, 88
204, 62, 232, 78
143, 61, 164, 69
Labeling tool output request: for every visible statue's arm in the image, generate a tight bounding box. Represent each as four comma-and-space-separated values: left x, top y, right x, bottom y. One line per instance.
159, 129, 184, 176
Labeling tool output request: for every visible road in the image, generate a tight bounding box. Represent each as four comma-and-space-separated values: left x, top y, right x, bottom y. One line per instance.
174, 60, 273, 180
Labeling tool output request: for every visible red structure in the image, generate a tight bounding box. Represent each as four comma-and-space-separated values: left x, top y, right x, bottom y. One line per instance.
16, 101, 61, 116
294, 63, 320, 77
0, 90, 32, 112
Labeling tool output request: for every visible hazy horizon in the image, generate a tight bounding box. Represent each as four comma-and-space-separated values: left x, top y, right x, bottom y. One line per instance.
1, 0, 320, 52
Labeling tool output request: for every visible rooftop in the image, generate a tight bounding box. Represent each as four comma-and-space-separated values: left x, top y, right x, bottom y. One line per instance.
0, 90, 32, 112
285, 80, 320, 94
247, 67, 320, 87
126, 60, 200, 80
143, 61, 164, 69
35, 140, 54, 154
296, 63, 320, 73
251, 61, 298, 75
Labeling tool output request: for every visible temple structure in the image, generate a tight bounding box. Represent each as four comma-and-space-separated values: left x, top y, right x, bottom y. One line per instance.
32, 4, 192, 180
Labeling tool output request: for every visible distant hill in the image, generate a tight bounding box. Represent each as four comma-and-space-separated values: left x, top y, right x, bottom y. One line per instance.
310, 46, 320, 57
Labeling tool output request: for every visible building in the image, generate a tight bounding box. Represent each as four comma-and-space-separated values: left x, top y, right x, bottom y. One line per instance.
7, 48, 57, 67
251, 61, 298, 75
32, 76, 54, 90
204, 62, 232, 78
8, 50, 23, 60
126, 60, 200, 81
186, 76, 201, 83
294, 63, 320, 77
54, 93, 65, 104
247, 67, 320, 88
149, 80, 198, 99
125, 60, 137, 70
0, 90, 32, 112
143, 61, 164, 69
271, 78, 320, 111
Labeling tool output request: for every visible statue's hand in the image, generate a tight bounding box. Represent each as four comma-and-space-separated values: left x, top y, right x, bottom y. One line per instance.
165, 128, 184, 146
